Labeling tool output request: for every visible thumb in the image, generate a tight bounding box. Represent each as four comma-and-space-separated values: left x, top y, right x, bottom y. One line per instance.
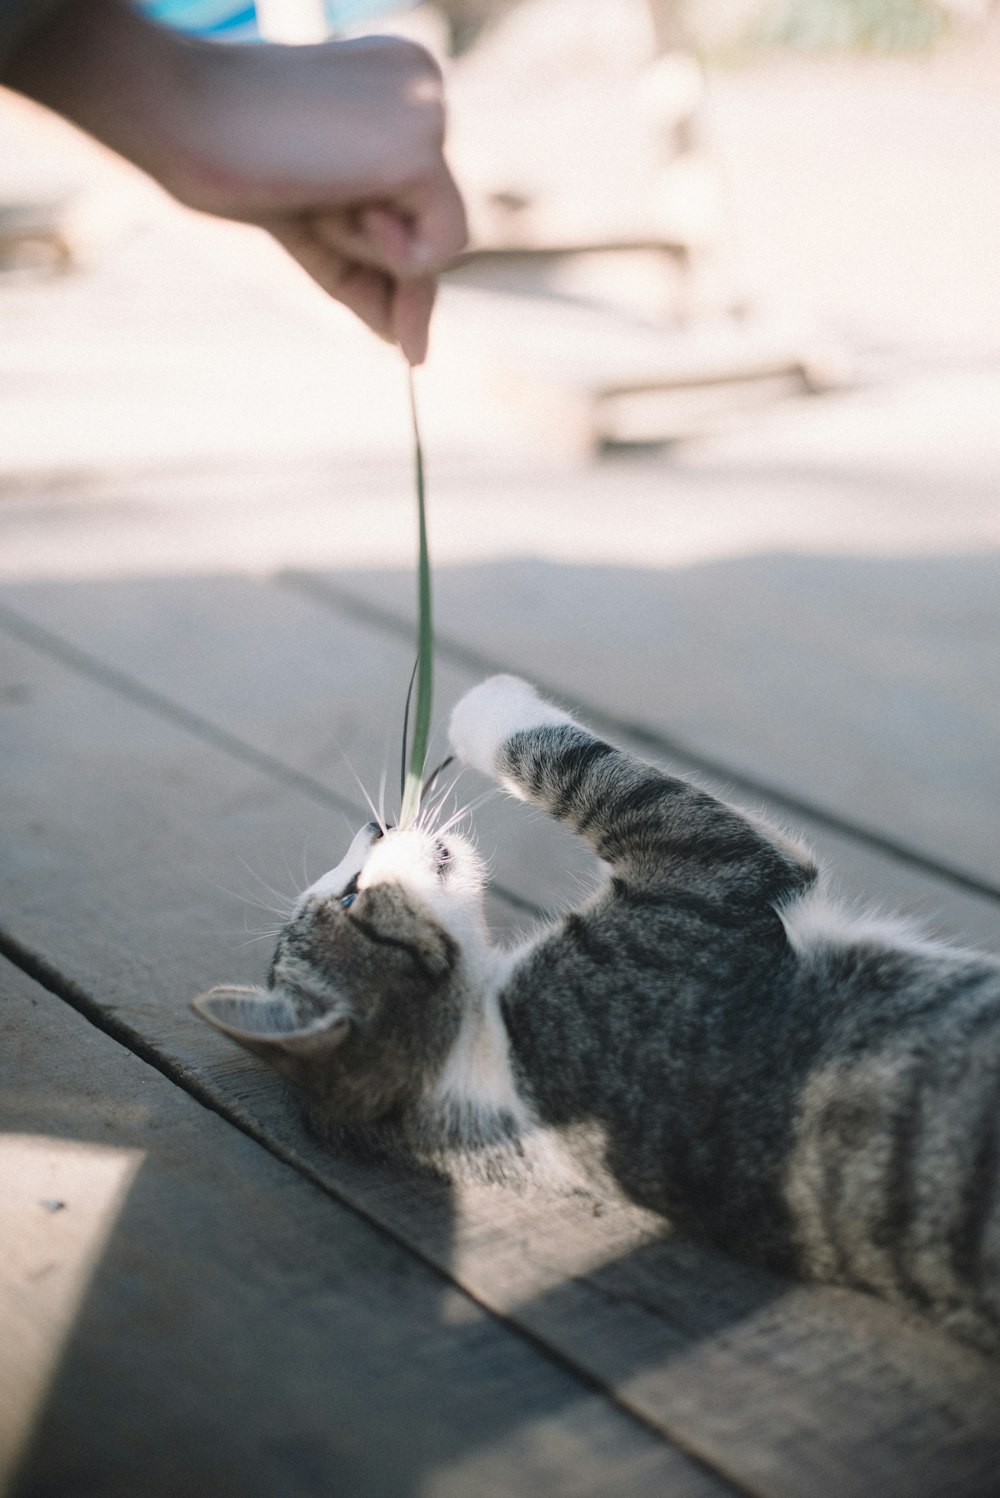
392, 275, 437, 366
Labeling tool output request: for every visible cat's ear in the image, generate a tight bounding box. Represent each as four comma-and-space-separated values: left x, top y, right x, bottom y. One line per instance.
192, 985, 352, 1056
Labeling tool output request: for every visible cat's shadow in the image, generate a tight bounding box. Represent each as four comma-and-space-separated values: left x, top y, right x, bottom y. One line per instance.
8, 1032, 797, 1498
0, 1038, 605, 1496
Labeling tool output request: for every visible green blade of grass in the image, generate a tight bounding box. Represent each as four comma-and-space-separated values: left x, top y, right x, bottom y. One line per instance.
399, 365, 433, 828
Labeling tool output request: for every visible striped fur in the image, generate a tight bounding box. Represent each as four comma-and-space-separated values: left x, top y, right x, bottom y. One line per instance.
196, 676, 1000, 1355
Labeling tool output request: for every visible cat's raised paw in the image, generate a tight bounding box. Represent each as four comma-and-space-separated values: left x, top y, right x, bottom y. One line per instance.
449, 675, 573, 777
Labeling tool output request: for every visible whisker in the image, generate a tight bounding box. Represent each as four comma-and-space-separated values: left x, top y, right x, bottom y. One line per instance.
216, 916, 286, 938
423, 768, 466, 825
194, 864, 291, 913
280, 846, 303, 903
234, 897, 297, 920
301, 830, 315, 893
377, 766, 389, 831
234, 856, 297, 906
239, 906, 285, 933
236, 931, 287, 950
420, 763, 473, 823
194, 868, 261, 906
205, 856, 298, 921
432, 787, 501, 839
336, 746, 388, 834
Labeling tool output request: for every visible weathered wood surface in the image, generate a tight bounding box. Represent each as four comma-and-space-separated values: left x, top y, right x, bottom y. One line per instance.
1, 959, 715, 1498
3, 577, 1000, 1498
292, 554, 1000, 900
3, 568, 998, 949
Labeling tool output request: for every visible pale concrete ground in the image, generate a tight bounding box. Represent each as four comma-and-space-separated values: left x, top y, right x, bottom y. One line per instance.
0, 14, 998, 582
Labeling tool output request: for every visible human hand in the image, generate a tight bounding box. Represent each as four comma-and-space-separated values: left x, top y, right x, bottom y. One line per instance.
2, 3, 467, 363
164, 33, 468, 364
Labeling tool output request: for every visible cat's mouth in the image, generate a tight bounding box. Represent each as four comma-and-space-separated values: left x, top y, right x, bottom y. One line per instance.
338, 822, 386, 908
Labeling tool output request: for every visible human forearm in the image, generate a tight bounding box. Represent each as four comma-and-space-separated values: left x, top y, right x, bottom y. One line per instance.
0, 0, 200, 187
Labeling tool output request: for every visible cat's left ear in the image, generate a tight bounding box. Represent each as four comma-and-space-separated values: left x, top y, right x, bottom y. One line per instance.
192, 985, 352, 1056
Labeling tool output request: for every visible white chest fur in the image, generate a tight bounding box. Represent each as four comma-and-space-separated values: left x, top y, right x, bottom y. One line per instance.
430, 986, 529, 1126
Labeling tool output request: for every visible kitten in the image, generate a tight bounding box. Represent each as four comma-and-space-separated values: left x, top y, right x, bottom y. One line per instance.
195, 675, 1000, 1355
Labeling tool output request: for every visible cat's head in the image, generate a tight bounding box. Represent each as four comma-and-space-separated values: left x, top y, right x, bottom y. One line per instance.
193, 821, 489, 1127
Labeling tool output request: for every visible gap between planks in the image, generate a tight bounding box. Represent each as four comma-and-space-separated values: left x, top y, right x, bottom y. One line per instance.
0, 597, 539, 920
2, 957, 728, 1498
4, 580, 998, 926
278, 569, 1000, 909
0, 928, 743, 1498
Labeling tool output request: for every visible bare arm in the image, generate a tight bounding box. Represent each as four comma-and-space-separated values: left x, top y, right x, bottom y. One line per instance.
0, 0, 467, 361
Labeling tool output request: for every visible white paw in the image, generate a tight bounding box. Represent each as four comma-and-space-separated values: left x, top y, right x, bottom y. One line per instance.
448, 675, 574, 777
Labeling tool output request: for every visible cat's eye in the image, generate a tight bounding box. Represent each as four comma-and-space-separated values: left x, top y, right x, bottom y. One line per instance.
341, 893, 357, 910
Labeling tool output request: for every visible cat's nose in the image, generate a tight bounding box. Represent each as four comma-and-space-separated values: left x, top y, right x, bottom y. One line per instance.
363, 821, 384, 842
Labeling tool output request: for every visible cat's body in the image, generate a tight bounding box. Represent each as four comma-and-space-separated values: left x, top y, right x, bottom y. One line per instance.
196, 676, 1000, 1355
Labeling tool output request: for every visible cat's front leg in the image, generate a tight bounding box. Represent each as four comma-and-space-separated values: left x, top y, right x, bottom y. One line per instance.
450, 674, 652, 864
449, 674, 576, 790
450, 675, 818, 915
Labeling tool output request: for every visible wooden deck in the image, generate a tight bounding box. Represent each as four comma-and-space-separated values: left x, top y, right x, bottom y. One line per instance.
3, 73, 1000, 1498
3, 537, 1000, 1498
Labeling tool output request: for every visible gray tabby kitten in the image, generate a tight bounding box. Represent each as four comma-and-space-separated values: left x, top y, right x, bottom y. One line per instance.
195, 675, 1000, 1355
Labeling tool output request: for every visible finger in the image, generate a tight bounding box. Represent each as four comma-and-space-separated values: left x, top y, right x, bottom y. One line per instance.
268, 218, 395, 341
404, 162, 469, 268
311, 166, 468, 279
392, 275, 437, 366
329, 262, 397, 344
311, 205, 418, 279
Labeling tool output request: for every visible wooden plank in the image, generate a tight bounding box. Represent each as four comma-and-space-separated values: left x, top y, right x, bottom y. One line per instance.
0, 584, 535, 930
2, 613, 1000, 1498
3, 572, 996, 958
0, 959, 709, 1498
287, 554, 1000, 900
0, 578, 595, 932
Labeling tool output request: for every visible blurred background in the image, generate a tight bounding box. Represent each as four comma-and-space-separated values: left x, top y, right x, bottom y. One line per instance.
0, 0, 998, 580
